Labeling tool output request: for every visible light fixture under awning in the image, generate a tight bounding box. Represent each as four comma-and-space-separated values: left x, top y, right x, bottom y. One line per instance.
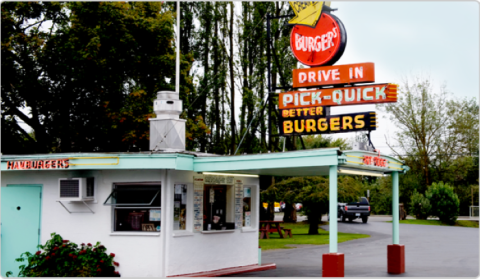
338, 167, 384, 177
202, 172, 259, 178
103, 187, 160, 206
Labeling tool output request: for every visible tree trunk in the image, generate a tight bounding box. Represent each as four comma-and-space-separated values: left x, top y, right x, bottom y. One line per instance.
307, 203, 320, 235
267, 202, 275, 221
283, 203, 297, 223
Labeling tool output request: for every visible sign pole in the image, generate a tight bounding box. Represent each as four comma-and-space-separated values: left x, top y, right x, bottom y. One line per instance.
267, 14, 272, 151
176, 1, 180, 94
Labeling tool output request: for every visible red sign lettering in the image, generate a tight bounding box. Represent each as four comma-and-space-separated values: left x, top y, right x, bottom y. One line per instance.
290, 13, 346, 66
5, 159, 70, 170
363, 155, 388, 168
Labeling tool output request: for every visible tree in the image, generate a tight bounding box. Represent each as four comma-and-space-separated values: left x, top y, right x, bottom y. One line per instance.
299, 135, 350, 150
408, 190, 431, 220
425, 181, 460, 224
378, 77, 450, 186
180, 2, 214, 151
378, 77, 478, 214
2, 2, 182, 153
262, 176, 362, 234
379, 78, 479, 186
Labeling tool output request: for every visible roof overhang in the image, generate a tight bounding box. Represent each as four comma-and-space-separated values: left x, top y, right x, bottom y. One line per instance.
1, 148, 409, 177
193, 148, 340, 177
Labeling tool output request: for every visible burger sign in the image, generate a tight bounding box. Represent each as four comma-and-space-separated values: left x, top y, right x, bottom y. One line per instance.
288, 1, 346, 66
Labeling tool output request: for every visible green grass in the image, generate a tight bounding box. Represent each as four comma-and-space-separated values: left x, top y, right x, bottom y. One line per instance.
259, 222, 370, 251
386, 219, 479, 228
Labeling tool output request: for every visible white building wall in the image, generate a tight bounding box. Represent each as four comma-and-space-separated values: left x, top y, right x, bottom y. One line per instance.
164, 171, 260, 276
2, 169, 165, 277
2, 169, 260, 277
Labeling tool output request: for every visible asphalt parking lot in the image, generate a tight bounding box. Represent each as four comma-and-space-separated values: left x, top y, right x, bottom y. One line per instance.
229, 216, 479, 277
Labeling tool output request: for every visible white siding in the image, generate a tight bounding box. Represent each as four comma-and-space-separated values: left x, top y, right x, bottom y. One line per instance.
1, 169, 260, 277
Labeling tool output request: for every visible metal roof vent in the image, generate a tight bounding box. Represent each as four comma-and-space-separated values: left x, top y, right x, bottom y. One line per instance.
149, 90, 186, 151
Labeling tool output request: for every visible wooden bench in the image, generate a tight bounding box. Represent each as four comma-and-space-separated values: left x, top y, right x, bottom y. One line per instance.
282, 228, 292, 238
259, 228, 269, 239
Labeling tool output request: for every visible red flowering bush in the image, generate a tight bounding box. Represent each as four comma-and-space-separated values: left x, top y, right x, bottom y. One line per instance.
6, 233, 120, 277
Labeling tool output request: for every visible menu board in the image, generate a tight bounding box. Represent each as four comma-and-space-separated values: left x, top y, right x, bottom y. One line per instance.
234, 179, 243, 229
193, 176, 204, 232
204, 175, 234, 185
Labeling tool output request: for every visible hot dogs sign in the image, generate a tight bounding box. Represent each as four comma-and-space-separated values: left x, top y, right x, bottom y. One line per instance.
279, 1, 397, 136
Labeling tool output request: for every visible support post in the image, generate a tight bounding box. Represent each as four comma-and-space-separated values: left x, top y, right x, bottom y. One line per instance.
329, 165, 338, 253
322, 165, 344, 277
392, 171, 399, 244
388, 171, 405, 274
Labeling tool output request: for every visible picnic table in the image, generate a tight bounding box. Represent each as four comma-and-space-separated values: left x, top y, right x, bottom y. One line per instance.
259, 220, 284, 239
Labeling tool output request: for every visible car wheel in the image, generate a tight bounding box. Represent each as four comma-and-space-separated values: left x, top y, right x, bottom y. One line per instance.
340, 213, 346, 222
362, 216, 368, 223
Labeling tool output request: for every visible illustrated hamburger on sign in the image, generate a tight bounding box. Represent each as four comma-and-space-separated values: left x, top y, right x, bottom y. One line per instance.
288, 1, 346, 66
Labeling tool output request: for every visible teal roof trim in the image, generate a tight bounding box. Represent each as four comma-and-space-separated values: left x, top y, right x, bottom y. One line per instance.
193, 148, 339, 176
1, 153, 195, 172
1, 149, 340, 176
1, 148, 408, 176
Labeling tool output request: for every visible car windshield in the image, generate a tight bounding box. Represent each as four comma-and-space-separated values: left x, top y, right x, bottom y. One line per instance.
347, 197, 369, 205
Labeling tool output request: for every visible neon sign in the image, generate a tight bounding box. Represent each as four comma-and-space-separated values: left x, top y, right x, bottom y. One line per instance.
6, 159, 70, 170
279, 111, 377, 136
290, 13, 346, 66
279, 83, 398, 109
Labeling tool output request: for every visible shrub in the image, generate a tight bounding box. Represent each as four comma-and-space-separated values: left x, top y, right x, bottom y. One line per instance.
425, 181, 460, 224
409, 190, 431, 219
7, 232, 120, 277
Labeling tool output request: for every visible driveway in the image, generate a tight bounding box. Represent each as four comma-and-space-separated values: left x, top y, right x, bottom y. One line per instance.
229, 216, 479, 277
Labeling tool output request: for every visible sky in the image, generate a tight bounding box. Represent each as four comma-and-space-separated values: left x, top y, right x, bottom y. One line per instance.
314, 1, 480, 155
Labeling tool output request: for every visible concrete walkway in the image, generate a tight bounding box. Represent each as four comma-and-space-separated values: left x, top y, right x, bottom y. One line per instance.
229, 216, 479, 277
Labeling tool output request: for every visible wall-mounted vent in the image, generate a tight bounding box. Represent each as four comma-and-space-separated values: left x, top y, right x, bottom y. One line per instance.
58, 178, 95, 201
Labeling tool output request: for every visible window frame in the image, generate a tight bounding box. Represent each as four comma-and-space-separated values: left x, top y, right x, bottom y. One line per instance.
109, 182, 162, 233
202, 184, 235, 231
173, 183, 188, 231
243, 186, 252, 228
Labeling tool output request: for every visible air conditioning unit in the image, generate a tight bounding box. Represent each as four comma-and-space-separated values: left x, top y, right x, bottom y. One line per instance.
58, 178, 95, 201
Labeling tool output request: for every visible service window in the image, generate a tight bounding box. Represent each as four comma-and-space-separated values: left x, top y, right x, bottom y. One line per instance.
203, 185, 233, 231
104, 183, 161, 232
173, 184, 187, 230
